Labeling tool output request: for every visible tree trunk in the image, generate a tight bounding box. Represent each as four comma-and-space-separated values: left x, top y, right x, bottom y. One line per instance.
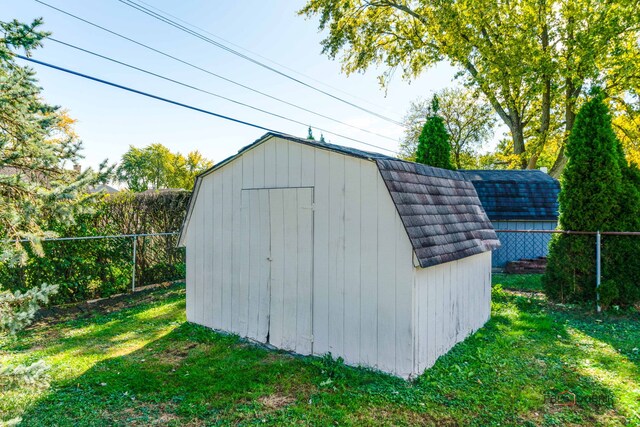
512, 120, 527, 169
549, 80, 580, 178
531, 21, 551, 171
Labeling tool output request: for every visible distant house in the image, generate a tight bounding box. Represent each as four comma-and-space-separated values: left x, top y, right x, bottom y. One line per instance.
179, 132, 500, 378
459, 170, 560, 268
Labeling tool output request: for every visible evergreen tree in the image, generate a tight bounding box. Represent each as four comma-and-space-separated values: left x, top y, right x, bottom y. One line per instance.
0, 19, 109, 418
415, 96, 454, 169
307, 127, 315, 140
543, 92, 640, 306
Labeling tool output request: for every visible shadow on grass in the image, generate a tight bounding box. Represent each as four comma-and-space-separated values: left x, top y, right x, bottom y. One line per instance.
13, 288, 639, 427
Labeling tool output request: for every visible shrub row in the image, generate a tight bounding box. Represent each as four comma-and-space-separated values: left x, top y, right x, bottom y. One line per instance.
0, 190, 190, 304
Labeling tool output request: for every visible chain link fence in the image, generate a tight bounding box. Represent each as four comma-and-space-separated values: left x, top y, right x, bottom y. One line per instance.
493, 229, 640, 311
0, 232, 184, 305
493, 230, 553, 268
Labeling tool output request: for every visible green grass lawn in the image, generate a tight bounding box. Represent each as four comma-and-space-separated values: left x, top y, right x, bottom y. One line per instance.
1, 277, 639, 426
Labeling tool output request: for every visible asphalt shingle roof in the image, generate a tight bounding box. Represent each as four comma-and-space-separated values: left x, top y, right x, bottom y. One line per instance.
377, 159, 500, 268
459, 170, 560, 221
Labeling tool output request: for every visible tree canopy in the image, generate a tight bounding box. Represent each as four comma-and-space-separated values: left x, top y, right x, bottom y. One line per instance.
116, 144, 213, 191
401, 87, 495, 168
0, 19, 109, 263
299, 0, 640, 177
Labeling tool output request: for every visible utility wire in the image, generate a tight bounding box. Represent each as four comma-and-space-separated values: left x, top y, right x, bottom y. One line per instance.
15, 55, 398, 154
135, 0, 397, 115
116, 0, 404, 126
47, 37, 397, 151
34, 0, 400, 141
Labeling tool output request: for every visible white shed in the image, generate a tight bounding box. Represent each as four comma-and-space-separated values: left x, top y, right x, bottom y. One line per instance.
179, 133, 499, 378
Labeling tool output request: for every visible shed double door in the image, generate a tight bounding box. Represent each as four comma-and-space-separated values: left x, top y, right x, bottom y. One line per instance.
241, 187, 314, 355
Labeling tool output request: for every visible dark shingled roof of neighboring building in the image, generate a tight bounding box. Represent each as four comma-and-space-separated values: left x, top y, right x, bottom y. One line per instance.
458, 170, 560, 221
377, 159, 500, 268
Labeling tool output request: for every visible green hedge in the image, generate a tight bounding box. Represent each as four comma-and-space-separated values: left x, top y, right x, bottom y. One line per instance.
0, 190, 190, 304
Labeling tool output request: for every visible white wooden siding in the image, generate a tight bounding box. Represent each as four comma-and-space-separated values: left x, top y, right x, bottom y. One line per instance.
185, 136, 416, 377
413, 251, 492, 373
184, 135, 493, 378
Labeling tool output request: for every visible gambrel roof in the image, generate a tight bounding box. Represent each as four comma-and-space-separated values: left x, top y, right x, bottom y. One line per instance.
377, 160, 500, 268
180, 133, 499, 268
459, 170, 560, 221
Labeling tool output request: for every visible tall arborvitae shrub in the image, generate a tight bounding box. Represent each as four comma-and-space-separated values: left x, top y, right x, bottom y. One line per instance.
543, 92, 640, 306
600, 142, 640, 304
415, 96, 454, 169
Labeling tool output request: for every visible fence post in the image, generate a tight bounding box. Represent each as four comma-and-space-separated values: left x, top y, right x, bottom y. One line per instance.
596, 230, 601, 313
131, 235, 137, 293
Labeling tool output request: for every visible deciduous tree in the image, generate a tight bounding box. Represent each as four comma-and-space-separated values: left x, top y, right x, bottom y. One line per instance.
401, 87, 495, 168
116, 144, 212, 191
299, 0, 640, 176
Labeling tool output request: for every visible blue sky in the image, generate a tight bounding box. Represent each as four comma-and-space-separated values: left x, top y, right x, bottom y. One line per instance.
3, 0, 461, 170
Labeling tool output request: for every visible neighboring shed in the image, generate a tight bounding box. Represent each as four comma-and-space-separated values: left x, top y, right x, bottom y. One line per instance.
179, 133, 499, 378
459, 170, 560, 268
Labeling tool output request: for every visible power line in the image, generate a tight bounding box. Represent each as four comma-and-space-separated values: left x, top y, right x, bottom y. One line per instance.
15, 55, 398, 154
33, 0, 401, 141
116, 0, 404, 126
46, 37, 397, 150
134, 0, 398, 115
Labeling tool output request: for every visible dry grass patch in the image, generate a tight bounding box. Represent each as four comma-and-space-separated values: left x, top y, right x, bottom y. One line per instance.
258, 394, 296, 409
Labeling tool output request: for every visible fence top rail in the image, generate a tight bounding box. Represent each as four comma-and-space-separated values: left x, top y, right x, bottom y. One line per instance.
494, 229, 640, 236
14, 232, 179, 243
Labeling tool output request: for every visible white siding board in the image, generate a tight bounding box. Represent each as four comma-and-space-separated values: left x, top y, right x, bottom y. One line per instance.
253, 144, 265, 188
245, 190, 259, 340
256, 190, 271, 341
240, 191, 252, 336
327, 153, 346, 356
268, 189, 285, 348
221, 168, 233, 331
296, 188, 314, 355
281, 189, 299, 351
203, 175, 214, 328
359, 161, 378, 368
263, 139, 276, 187
185, 205, 196, 322
213, 175, 224, 330
376, 176, 396, 374
343, 159, 361, 365
395, 213, 414, 377
300, 145, 315, 187
427, 265, 437, 368
232, 161, 245, 335
449, 262, 456, 347
276, 141, 288, 187
197, 188, 206, 325
288, 142, 302, 187
312, 148, 330, 355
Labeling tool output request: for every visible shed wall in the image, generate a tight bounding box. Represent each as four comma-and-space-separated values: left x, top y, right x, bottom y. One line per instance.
492, 220, 556, 267
413, 251, 492, 373
185, 136, 416, 377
